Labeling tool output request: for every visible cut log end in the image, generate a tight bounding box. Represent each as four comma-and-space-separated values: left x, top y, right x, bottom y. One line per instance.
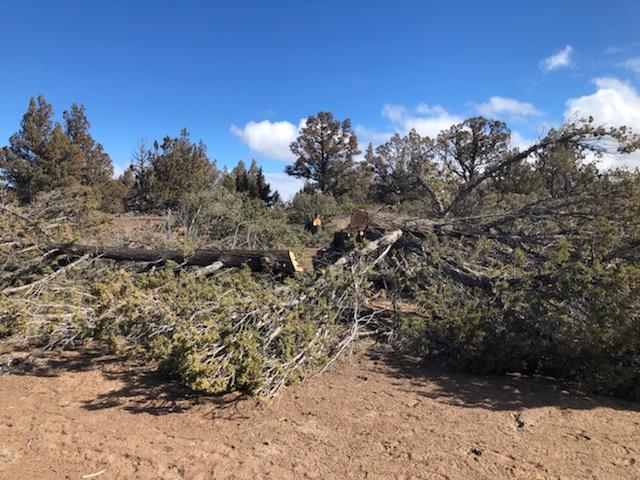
289, 251, 303, 273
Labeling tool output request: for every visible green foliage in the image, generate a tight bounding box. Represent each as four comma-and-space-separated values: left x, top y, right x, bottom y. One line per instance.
173, 185, 309, 256
288, 191, 337, 225
127, 130, 218, 211
226, 159, 279, 204
0, 96, 117, 208
394, 227, 640, 400
365, 130, 441, 209
0, 253, 369, 396
285, 112, 361, 197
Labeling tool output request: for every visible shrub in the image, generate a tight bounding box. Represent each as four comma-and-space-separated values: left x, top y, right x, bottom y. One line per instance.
288, 191, 337, 225
173, 185, 310, 255
394, 234, 640, 400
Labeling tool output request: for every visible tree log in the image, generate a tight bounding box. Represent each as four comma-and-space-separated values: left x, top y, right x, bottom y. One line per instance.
53, 244, 303, 275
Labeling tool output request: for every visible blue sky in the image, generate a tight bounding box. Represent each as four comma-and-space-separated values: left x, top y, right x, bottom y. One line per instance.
1, 0, 639, 197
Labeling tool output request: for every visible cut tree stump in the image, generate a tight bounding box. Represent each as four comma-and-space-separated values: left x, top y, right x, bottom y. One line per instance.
53, 244, 303, 275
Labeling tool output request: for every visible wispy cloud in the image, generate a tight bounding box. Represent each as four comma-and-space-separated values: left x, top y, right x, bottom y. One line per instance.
540, 45, 573, 72
475, 96, 542, 120
621, 57, 640, 73
605, 42, 640, 55
355, 103, 461, 149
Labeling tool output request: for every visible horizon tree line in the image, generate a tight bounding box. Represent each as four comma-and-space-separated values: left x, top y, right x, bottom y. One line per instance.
1, 95, 639, 217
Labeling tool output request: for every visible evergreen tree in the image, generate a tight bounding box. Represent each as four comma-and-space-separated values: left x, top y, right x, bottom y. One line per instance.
126, 141, 155, 211
285, 112, 360, 197
435, 117, 511, 183
32, 124, 84, 192
233, 160, 250, 193
231, 159, 276, 203
220, 168, 237, 191
366, 130, 437, 205
63, 104, 114, 186
147, 129, 218, 210
248, 159, 275, 203
1, 96, 117, 206
1, 96, 56, 202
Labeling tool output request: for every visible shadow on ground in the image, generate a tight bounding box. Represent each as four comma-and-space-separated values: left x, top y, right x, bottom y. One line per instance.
0, 346, 250, 418
365, 347, 640, 413
3, 342, 639, 416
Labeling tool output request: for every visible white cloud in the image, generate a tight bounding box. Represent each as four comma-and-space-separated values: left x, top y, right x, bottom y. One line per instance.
354, 124, 394, 147
605, 42, 640, 55
540, 45, 573, 72
112, 163, 126, 178
354, 104, 461, 150
621, 57, 640, 73
264, 172, 305, 201
382, 103, 462, 139
476, 96, 542, 119
381, 104, 407, 123
231, 119, 305, 162
510, 131, 534, 152
565, 77, 640, 169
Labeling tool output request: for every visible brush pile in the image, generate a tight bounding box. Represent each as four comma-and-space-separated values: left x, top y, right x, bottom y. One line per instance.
0, 189, 399, 397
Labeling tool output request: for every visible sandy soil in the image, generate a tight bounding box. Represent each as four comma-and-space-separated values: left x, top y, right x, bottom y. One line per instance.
0, 344, 639, 480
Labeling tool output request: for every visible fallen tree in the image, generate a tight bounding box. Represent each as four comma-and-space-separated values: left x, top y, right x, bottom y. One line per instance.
53, 244, 303, 275
0, 192, 402, 398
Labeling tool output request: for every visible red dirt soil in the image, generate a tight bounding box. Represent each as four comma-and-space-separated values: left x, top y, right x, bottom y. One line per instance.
0, 343, 639, 480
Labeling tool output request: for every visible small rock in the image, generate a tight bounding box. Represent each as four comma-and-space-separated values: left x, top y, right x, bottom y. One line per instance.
470, 447, 482, 457
0, 450, 14, 464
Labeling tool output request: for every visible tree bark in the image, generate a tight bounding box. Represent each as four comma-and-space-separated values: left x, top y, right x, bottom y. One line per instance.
53, 244, 303, 275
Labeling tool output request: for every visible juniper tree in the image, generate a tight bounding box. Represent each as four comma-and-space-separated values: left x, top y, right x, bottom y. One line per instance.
365, 130, 440, 208
1, 96, 57, 202
147, 129, 218, 210
286, 112, 360, 197
63, 104, 114, 187
230, 159, 276, 203
247, 159, 275, 203
435, 117, 511, 183
1, 97, 117, 206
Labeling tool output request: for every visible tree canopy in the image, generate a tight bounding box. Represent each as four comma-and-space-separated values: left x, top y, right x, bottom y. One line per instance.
285, 112, 361, 197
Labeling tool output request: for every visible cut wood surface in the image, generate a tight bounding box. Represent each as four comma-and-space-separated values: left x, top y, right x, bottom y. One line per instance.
53, 244, 303, 274
333, 229, 403, 268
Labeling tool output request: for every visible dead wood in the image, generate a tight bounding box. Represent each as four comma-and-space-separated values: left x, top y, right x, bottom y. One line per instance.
52, 244, 303, 274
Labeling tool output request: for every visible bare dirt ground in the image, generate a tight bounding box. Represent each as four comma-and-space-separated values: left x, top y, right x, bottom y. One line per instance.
0, 343, 639, 480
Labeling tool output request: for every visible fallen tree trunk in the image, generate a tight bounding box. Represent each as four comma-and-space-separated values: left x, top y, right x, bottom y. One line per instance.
53, 244, 303, 275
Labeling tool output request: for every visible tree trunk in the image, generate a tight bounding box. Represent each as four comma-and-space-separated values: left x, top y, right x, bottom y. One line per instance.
53, 244, 302, 275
